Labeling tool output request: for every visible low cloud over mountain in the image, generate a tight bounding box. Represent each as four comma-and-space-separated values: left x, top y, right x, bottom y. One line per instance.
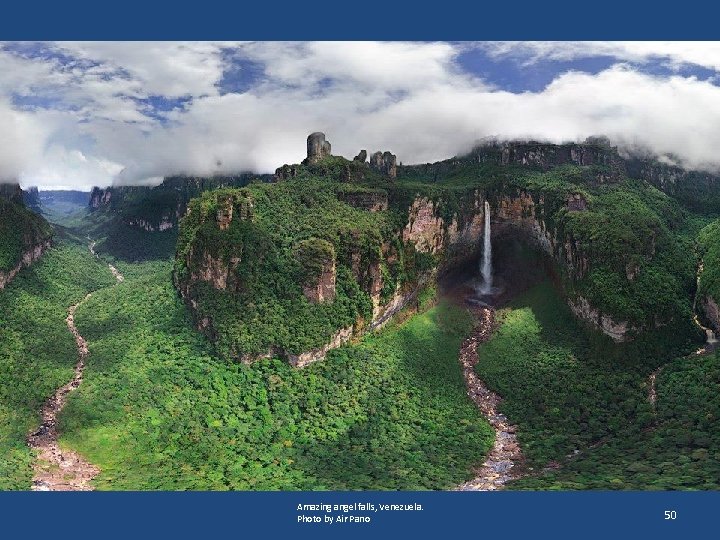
3, 41, 720, 189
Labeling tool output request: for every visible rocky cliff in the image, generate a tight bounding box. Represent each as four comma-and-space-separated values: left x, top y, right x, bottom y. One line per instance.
487, 189, 634, 341
401, 139, 626, 184
625, 156, 720, 213
90, 174, 270, 232
22, 187, 42, 214
0, 182, 24, 204
697, 220, 720, 334
304, 132, 332, 164
176, 133, 699, 364
369, 151, 397, 180
0, 239, 52, 290
276, 132, 398, 182
700, 295, 720, 334
0, 189, 53, 289
174, 170, 488, 366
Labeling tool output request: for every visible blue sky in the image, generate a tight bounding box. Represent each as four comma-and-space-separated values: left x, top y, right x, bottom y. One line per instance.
2, 41, 720, 189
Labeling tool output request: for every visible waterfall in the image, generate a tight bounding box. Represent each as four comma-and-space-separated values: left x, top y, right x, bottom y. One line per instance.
479, 200, 493, 295
692, 261, 718, 347
706, 329, 718, 344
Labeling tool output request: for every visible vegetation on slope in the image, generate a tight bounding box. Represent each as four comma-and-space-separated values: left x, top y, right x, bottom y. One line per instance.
490, 166, 697, 335
61, 259, 493, 490
174, 178, 443, 359
180, 152, 701, 366
0, 238, 114, 489
0, 197, 53, 272
475, 281, 691, 470
511, 351, 720, 490
698, 218, 720, 303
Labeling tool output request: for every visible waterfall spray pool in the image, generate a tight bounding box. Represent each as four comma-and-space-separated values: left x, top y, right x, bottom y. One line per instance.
479, 200, 493, 295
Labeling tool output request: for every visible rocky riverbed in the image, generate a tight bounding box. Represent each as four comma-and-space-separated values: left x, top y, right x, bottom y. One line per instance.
26, 242, 123, 491
455, 306, 526, 491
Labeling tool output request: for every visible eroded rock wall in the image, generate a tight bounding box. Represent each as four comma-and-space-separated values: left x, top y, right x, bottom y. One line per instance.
701, 295, 720, 333
492, 190, 631, 340
0, 240, 52, 290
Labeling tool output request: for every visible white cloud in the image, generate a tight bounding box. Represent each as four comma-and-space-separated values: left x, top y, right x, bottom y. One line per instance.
480, 41, 720, 72
56, 42, 230, 97
4, 41, 720, 190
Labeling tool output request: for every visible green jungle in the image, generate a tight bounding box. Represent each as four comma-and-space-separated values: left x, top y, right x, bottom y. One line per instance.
1, 138, 719, 491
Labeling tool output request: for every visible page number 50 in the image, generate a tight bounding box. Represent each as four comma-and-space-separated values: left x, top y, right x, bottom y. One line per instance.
664, 511, 677, 520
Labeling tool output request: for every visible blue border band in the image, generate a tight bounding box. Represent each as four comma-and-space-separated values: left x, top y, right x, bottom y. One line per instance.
1, 0, 717, 40
0, 491, 715, 539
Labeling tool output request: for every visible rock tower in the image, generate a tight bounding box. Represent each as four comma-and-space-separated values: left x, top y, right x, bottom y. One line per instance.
306, 132, 332, 164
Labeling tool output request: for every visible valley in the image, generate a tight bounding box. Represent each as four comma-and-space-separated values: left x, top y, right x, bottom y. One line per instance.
1, 134, 719, 491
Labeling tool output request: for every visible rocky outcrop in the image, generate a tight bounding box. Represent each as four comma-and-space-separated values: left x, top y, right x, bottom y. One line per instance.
0, 240, 52, 290
370, 151, 397, 179
275, 164, 299, 181
287, 325, 354, 368
177, 193, 254, 294
568, 296, 630, 342
89, 187, 112, 209
305, 132, 332, 164
188, 250, 241, 291
402, 198, 446, 254
354, 150, 367, 163
302, 258, 336, 304
701, 295, 720, 333
294, 238, 337, 304
566, 193, 588, 212
214, 192, 253, 231
125, 216, 174, 232
0, 182, 23, 204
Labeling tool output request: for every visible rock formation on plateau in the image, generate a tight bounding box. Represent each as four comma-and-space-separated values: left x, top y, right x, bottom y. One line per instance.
175, 132, 701, 365
304, 132, 332, 164
369, 151, 397, 180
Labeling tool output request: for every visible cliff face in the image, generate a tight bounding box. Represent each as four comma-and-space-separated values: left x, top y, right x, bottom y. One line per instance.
176, 134, 698, 363
175, 191, 254, 295
401, 140, 626, 183
402, 192, 485, 265
89, 174, 270, 233
89, 186, 113, 209
625, 157, 720, 213
0, 190, 53, 289
369, 151, 397, 180
174, 177, 490, 366
0, 239, 52, 290
22, 187, 42, 214
700, 295, 720, 333
0, 182, 24, 205
490, 189, 631, 341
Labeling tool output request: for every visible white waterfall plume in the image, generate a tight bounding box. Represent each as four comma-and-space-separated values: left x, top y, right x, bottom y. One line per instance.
479, 200, 493, 295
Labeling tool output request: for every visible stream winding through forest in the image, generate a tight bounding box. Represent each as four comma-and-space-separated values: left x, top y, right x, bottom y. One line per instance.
648, 262, 718, 414
455, 306, 526, 490
26, 241, 123, 491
